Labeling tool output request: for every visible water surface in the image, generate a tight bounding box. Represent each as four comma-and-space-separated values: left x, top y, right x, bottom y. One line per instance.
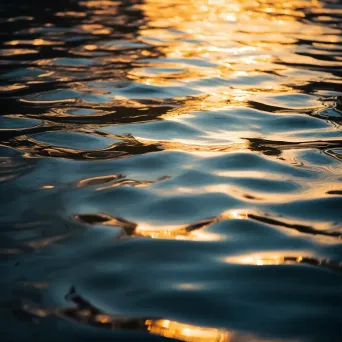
0, 0, 341, 341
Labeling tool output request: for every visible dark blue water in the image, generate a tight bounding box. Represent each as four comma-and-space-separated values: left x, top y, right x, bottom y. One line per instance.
0, 0, 341, 341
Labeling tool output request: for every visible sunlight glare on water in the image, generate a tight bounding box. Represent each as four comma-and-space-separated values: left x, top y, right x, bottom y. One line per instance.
0, 0, 341, 341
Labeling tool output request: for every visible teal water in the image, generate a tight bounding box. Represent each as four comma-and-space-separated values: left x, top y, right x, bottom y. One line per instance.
0, 1, 341, 341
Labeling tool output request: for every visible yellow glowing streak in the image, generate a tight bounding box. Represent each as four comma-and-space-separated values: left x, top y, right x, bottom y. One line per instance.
146, 319, 232, 342
41, 185, 55, 189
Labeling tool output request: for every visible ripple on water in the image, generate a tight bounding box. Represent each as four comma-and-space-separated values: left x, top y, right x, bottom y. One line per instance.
0, 0, 342, 342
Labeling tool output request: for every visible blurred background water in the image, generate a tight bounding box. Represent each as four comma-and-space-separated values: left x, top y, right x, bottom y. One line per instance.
0, 0, 341, 341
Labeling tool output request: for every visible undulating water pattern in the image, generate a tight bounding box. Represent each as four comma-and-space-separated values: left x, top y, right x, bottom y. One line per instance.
0, 0, 342, 341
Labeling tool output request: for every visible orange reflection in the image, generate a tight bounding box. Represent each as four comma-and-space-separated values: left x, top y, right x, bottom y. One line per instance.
41, 185, 55, 189
138, 139, 247, 153
226, 252, 311, 266
136, 0, 322, 86
135, 210, 247, 241
5, 39, 61, 46
135, 221, 222, 241
133, 207, 338, 243
0, 84, 28, 92
0, 48, 38, 56
225, 252, 342, 270
146, 319, 231, 342
124, 0, 333, 122
24, 299, 275, 342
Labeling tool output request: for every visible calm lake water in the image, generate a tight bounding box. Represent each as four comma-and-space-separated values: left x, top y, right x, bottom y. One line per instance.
0, 0, 341, 341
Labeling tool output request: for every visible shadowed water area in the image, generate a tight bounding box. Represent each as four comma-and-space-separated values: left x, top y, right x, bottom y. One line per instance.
0, 0, 342, 341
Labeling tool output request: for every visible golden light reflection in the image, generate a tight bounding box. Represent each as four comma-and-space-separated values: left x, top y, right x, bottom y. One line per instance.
137, 139, 247, 153
74, 209, 252, 241
145, 319, 231, 342
5, 39, 61, 46
0, 49, 38, 56
225, 252, 311, 266
135, 210, 248, 241
133, 206, 338, 243
55, 11, 87, 18
41, 185, 55, 189
135, 221, 221, 241
0, 84, 28, 92
128, 0, 333, 119
7, 16, 33, 22
24, 301, 276, 342
137, 1, 320, 75
224, 252, 342, 270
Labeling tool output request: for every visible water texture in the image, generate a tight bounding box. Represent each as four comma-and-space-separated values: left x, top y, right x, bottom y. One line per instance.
0, 0, 341, 341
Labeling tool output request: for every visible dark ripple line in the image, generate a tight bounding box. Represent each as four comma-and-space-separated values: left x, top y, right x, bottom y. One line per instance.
2, 136, 162, 160
247, 137, 342, 156
248, 213, 341, 239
